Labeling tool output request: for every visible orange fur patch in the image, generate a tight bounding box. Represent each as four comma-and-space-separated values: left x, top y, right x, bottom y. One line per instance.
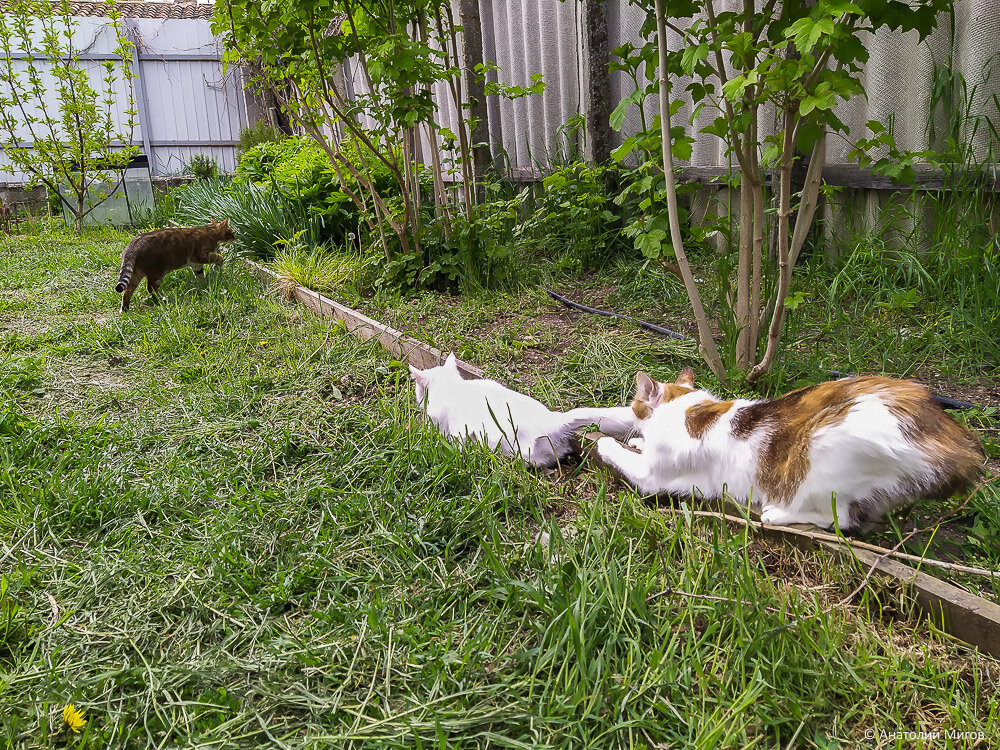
885, 383, 984, 496
684, 400, 734, 439
631, 377, 693, 421
729, 376, 984, 505
732, 378, 887, 503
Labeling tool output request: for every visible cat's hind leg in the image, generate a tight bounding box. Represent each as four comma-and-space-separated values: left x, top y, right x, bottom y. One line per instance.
760, 504, 843, 530
120, 272, 144, 312
191, 263, 205, 278
147, 276, 164, 305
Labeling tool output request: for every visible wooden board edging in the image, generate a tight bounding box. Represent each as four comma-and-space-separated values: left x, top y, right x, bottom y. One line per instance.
577, 431, 1000, 660
244, 258, 484, 380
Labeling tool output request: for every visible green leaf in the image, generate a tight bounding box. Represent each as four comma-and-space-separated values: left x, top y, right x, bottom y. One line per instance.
611, 136, 640, 163
680, 44, 708, 76
784, 291, 809, 312
672, 136, 693, 161
701, 116, 731, 138
610, 88, 646, 131
636, 228, 667, 259
825, 0, 862, 14
721, 74, 749, 101
786, 18, 823, 53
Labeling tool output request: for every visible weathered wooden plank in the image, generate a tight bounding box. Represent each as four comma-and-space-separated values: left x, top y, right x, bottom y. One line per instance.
834, 545, 1000, 660
498, 164, 1000, 192
679, 164, 1000, 193
577, 430, 1000, 659
244, 259, 484, 380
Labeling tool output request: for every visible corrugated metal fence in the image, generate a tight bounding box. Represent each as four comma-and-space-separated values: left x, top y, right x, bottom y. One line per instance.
340, 0, 1000, 174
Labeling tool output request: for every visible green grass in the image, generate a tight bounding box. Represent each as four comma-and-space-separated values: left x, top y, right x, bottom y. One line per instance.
348, 257, 1000, 599
1, 226, 999, 748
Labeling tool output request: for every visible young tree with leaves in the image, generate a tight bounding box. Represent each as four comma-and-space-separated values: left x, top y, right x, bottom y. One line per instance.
0, 0, 138, 230
215, 0, 477, 265
614, 0, 949, 383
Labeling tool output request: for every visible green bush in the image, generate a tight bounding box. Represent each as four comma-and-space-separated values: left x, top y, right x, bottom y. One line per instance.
186, 154, 220, 181
408, 163, 645, 291
233, 136, 398, 220
174, 177, 334, 259
513, 163, 633, 272
237, 120, 285, 154
238, 139, 344, 219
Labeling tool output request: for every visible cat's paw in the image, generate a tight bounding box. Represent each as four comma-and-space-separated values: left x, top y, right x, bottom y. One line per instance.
627, 437, 645, 451
760, 506, 799, 526
760, 505, 835, 528
596, 436, 619, 460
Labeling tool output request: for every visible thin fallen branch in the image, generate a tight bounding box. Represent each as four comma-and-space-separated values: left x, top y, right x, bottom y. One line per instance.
657, 506, 998, 579
646, 586, 785, 615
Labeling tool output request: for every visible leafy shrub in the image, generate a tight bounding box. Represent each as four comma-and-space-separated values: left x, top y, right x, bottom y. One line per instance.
174, 177, 333, 259
234, 137, 348, 219
234, 135, 399, 213
226, 135, 414, 261
186, 154, 220, 181
512, 163, 637, 272
238, 120, 285, 154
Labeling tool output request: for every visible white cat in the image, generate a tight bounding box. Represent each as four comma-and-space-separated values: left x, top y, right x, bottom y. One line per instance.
410, 354, 636, 468
596, 368, 983, 529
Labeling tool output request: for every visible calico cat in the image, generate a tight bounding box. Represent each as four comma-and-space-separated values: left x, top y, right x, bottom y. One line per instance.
411, 354, 637, 468
115, 218, 235, 311
596, 368, 984, 529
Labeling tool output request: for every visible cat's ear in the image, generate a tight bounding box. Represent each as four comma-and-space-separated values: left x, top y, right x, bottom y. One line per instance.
409, 364, 428, 384
675, 367, 695, 388
635, 371, 657, 401
209, 215, 217, 224
444, 353, 458, 369
222, 218, 230, 227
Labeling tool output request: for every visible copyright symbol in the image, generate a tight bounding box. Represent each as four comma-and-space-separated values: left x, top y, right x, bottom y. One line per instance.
864, 729, 876, 741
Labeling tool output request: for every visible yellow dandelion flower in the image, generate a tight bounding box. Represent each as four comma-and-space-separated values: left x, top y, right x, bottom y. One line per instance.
63, 703, 87, 733
258, 340, 269, 347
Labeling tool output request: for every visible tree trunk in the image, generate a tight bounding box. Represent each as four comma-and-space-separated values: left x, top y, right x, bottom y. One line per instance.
748, 106, 796, 383
654, 0, 726, 383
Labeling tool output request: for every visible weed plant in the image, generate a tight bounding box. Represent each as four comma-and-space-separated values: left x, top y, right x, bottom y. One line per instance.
185, 154, 220, 181
270, 236, 378, 301
237, 120, 286, 155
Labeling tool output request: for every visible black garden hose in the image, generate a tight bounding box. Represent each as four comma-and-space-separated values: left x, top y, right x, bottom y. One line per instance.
539, 286, 689, 341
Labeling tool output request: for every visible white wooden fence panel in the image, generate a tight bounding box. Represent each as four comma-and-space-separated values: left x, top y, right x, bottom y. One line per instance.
1, 16, 247, 184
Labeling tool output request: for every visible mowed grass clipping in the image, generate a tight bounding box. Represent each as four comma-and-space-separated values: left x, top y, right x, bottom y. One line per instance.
1, 227, 998, 749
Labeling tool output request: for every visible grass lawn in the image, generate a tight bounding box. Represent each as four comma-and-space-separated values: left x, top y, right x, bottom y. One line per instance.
2, 226, 998, 748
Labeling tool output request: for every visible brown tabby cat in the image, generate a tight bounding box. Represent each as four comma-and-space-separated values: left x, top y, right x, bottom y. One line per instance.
115, 218, 235, 311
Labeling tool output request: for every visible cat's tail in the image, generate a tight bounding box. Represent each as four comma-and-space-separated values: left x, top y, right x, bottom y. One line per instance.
115, 252, 135, 293
560, 406, 637, 438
